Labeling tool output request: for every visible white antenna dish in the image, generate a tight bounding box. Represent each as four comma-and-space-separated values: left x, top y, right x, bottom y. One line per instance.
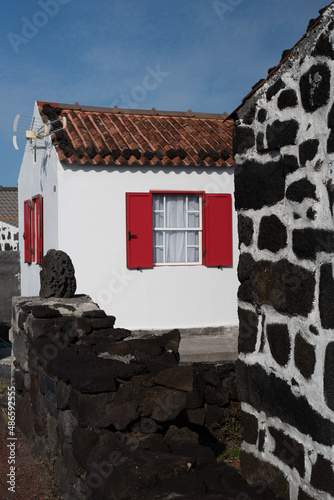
13, 114, 67, 160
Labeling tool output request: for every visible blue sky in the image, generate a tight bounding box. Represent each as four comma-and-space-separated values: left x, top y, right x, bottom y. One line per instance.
0, 0, 329, 186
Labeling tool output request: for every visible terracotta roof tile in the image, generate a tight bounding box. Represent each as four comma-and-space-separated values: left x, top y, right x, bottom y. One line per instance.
37, 102, 234, 168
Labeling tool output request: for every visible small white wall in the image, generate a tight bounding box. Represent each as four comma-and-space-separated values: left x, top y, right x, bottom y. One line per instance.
18, 102, 59, 296
0, 222, 18, 251
57, 164, 239, 330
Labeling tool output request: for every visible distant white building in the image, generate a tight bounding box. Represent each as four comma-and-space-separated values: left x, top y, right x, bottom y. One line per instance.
18, 101, 238, 332
0, 186, 18, 251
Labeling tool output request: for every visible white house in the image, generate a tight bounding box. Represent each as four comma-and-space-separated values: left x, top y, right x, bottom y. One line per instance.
18, 101, 238, 332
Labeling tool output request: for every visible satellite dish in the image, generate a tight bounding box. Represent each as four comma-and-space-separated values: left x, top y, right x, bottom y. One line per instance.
13, 114, 67, 161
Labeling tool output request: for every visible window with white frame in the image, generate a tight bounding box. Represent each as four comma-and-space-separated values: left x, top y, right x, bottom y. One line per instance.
152, 194, 202, 264
126, 191, 232, 270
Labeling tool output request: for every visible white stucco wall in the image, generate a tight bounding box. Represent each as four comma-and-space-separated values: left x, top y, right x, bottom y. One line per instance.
18, 102, 59, 296
0, 222, 18, 251
57, 163, 239, 330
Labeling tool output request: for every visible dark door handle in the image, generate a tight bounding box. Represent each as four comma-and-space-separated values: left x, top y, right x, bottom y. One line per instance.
128, 231, 138, 241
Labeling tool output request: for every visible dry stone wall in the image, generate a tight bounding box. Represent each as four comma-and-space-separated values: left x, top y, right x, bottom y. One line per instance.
234, 7, 334, 500
11, 295, 281, 500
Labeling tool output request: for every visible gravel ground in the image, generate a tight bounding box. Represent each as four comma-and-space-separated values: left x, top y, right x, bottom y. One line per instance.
0, 377, 62, 500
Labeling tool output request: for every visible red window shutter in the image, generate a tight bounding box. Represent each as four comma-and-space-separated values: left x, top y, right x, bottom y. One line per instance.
34, 195, 44, 264
203, 194, 232, 267
24, 200, 32, 264
126, 193, 153, 269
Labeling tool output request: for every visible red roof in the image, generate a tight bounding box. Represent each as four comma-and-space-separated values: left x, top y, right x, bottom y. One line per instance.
37, 102, 234, 168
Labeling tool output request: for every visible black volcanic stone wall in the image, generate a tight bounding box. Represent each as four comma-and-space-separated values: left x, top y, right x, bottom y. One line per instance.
234, 17, 334, 500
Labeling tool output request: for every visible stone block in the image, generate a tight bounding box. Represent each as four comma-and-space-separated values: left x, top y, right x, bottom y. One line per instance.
56, 380, 71, 410
277, 89, 298, 109
205, 404, 228, 425
235, 159, 285, 210
258, 215, 287, 253
237, 253, 256, 284
90, 316, 116, 329
256, 132, 265, 152
72, 425, 99, 469
163, 425, 199, 449
312, 33, 334, 59
16, 392, 33, 440
294, 333, 316, 380
155, 366, 195, 392
310, 454, 334, 496
187, 408, 206, 426
286, 178, 317, 203
266, 119, 299, 150
266, 78, 285, 100
138, 386, 187, 423
40, 249, 77, 298
327, 129, 334, 153
281, 154, 299, 176
257, 108, 267, 123
238, 214, 254, 247
58, 410, 78, 444
31, 305, 62, 318
299, 140, 319, 165
298, 489, 314, 500
293, 228, 334, 260
204, 384, 229, 407
238, 308, 258, 354
319, 263, 334, 329
237, 360, 334, 447
241, 411, 258, 445
300, 63, 331, 112
240, 449, 290, 500
324, 342, 334, 411
256, 259, 315, 316
69, 389, 120, 428
233, 126, 255, 155
269, 427, 305, 477
267, 323, 291, 366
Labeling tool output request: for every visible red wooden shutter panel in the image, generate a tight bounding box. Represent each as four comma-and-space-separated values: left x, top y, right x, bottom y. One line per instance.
34, 195, 44, 264
203, 194, 232, 267
126, 193, 153, 269
24, 200, 32, 263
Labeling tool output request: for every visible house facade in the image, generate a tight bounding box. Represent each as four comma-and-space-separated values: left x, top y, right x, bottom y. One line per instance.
18, 102, 238, 332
